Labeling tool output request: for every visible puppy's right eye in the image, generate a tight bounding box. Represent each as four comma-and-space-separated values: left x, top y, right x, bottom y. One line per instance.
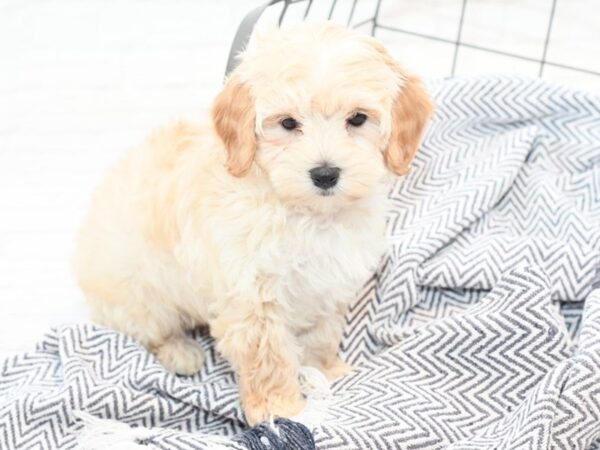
281, 117, 298, 130
347, 112, 367, 127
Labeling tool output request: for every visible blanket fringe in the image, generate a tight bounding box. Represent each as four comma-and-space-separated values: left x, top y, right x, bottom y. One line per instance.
71, 366, 330, 449
294, 366, 332, 425
73, 410, 158, 450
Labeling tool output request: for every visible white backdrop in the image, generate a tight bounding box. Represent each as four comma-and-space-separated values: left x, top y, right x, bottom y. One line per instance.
1, 0, 599, 358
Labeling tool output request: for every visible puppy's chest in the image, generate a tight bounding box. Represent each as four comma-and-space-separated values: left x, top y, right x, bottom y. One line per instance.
275, 216, 385, 318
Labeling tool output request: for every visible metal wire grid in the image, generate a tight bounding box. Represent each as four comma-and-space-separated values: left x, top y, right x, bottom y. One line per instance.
226, 0, 600, 79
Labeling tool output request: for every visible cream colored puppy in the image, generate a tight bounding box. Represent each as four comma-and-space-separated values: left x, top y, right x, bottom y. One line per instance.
74, 23, 432, 424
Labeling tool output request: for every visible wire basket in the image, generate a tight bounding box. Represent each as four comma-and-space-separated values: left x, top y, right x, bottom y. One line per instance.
226, 0, 600, 83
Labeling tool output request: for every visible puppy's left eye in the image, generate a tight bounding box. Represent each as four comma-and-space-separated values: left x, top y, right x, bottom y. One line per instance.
281, 117, 299, 130
347, 112, 367, 127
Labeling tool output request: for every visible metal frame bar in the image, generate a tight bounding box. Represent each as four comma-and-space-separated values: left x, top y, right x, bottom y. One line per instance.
347, 0, 358, 26
225, 0, 280, 77
303, 0, 313, 19
226, 0, 600, 79
371, 0, 383, 36
539, 0, 558, 76
451, 0, 468, 75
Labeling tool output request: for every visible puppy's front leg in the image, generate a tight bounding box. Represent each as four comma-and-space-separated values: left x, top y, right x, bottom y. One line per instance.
212, 302, 305, 425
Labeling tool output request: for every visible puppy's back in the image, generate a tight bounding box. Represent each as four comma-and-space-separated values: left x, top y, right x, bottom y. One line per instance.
73, 121, 218, 323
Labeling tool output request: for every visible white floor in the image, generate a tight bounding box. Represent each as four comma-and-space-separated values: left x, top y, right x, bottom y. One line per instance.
1, 0, 599, 359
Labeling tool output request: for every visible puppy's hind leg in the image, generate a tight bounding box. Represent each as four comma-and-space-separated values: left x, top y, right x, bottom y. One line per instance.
152, 334, 205, 376
86, 287, 205, 376
300, 314, 353, 381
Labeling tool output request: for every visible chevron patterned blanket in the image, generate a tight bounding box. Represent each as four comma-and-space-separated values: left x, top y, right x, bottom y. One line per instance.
2, 76, 600, 449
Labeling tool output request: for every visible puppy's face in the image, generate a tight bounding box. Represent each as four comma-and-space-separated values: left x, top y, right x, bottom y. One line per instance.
212, 23, 433, 214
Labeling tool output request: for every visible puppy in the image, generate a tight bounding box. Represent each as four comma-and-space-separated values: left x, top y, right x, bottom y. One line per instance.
73, 22, 432, 424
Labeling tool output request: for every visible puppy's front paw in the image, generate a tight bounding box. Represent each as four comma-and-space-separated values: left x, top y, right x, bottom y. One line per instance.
154, 336, 205, 375
243, 389, 306, 425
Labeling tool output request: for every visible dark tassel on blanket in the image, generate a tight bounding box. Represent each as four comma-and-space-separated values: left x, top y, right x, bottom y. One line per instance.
233, 419, 315, 450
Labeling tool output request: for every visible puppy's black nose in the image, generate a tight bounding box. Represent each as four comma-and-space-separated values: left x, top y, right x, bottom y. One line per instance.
309, 165, 340, 189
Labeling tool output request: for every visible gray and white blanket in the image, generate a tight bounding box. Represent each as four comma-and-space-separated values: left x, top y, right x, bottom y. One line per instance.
2, 76, 600, 449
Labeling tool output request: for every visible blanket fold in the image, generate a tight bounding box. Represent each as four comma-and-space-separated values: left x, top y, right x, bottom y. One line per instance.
2, 76, 600, 449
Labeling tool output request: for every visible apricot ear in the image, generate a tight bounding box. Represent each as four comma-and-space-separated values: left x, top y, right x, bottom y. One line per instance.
363, 37, 433, 175
211, 74, 256, 177
384, 75, 433, 175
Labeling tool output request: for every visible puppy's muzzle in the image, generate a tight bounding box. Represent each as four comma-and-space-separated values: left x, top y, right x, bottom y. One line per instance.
309, 165, 340, 190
